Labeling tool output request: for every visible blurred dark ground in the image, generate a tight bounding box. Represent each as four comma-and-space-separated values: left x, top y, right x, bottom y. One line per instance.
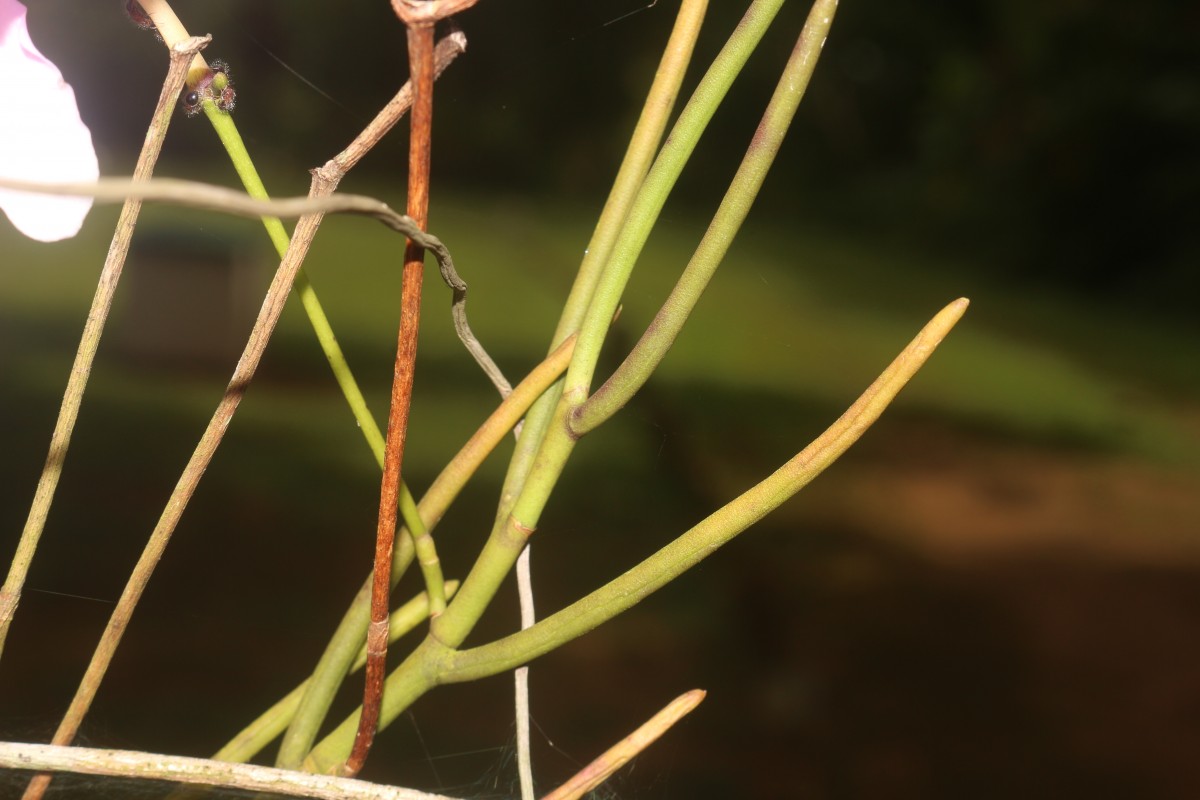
2, 1, 1199, 798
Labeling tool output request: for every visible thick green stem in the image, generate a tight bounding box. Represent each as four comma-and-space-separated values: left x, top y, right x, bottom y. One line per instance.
301, 639, 454, 775
433, 0, 787, 654
444, 299, 970, 682
305, 298, 969, 769
562, 0, 787, 400
226, 337, 573, 768
495, 0, 708, 519
202, 583, 458, 771
304, 4, 847, 770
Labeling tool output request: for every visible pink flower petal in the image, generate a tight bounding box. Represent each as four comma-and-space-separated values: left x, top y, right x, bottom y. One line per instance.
0, 0, 99, 242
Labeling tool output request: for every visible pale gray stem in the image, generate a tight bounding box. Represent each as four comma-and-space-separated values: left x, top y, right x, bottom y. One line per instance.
0, 176, 510, 396
0, 38, 211, 666
515, 545, 536, 800
0, 741, 460, 800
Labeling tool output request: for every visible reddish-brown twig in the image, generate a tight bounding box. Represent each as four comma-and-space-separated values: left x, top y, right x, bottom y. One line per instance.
344, 0, 478, 777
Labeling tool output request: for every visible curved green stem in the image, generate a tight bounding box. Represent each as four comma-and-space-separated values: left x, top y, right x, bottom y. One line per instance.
229, 337, 573, 769
432, 0, 787, 654
444, 299, 969, 681
302, 638, 453, 775
562, 0, 788, 401
304, 299, 969, 771
495, 0, 708, 519
575, 0, 839, 434
203, 582, 459, 772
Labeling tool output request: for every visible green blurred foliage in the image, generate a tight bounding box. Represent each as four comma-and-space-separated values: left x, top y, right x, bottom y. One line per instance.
24, 0, 1199, 317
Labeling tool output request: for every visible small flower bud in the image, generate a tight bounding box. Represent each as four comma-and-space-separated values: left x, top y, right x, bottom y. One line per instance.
179, 59, 237, 117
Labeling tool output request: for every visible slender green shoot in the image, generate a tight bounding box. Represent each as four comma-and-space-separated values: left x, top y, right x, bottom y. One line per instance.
301, 298, 969, 773
496, 0, 709, 515
205, 582, 459, 770
576, 0, 839, 433
431, 0, 791, 655
267, 336, 575, 769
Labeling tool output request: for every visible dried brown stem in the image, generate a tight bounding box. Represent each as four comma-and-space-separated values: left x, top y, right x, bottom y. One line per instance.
343, 13, 437, 779
0, 33, 207, 660
15, 35, 209, 800
3, 26, 471, 799
325, 31, 466, 180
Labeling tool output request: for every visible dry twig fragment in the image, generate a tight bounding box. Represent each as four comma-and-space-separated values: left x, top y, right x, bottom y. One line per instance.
541, 690, 706, 800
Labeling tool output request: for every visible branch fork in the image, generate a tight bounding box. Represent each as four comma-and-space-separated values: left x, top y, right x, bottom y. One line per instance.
391, 0, 480, 27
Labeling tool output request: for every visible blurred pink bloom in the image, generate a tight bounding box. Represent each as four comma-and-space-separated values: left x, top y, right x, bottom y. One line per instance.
0, 0, 98, 241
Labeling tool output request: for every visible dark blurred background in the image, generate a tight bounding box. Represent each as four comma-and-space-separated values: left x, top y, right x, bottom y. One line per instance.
2, 1, 1199, 798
